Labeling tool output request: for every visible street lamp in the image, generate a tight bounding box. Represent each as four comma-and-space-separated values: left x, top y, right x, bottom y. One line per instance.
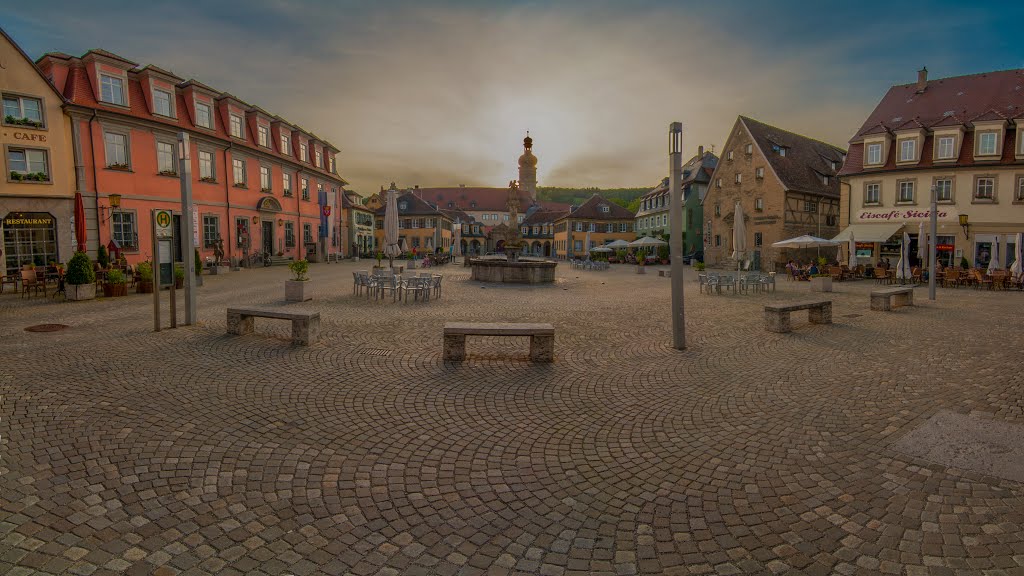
668, 122, 685, 350
929, 185, 937, 301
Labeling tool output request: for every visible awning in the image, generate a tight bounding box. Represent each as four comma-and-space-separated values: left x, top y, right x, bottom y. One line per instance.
832, 223, 902, 243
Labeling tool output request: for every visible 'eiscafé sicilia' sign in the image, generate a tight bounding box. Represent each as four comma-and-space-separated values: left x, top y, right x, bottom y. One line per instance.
856, 208, 957, 222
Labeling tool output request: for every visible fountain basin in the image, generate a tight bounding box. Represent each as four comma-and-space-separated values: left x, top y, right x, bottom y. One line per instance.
470, 258, 557, 283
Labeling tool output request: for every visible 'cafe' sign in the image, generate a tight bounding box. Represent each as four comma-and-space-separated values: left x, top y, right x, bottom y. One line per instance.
856, 208, 957, 222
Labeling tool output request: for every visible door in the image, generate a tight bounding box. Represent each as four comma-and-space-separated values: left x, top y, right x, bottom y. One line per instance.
262, 221, 273, 255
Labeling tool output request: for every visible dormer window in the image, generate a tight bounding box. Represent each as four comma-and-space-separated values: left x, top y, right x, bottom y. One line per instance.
830, 160, 838, 170
329, 156, 335, 172
866, 143, 882, 165
100, 74, 126, 105
299, 143, 308, 162
936, 136, 955, 159
315, 150, 323, 168
258, 125, 269, 147
600, 204, 610, 213
229, 114, 243, 139
898, 139, 916, 162
153, 89, 173, 117
399, 201, 408, 210
195, 102, 212, 129
822, 175, 830, 185
280, 132, 290, 154
977, 132, 998, 156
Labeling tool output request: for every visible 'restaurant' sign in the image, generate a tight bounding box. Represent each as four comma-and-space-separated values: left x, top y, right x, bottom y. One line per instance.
856, 208, 957, 222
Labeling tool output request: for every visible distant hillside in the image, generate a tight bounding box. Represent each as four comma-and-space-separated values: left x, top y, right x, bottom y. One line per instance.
537, 187, 649, 213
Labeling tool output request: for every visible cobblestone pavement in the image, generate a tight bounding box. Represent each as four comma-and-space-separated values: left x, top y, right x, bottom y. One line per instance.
2, 261, 1024, 576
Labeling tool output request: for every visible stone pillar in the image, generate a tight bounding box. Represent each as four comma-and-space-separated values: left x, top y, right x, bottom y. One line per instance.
443, 334, 466, 361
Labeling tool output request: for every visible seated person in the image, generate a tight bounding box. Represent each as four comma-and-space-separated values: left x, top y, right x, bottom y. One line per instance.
808, 263, 819, 275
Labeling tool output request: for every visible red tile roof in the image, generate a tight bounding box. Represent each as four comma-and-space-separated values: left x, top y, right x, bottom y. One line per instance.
839, 126, 1020, 176
50, 50, 346, 185
740, 116, 845, 198
849, 68, 1024, 141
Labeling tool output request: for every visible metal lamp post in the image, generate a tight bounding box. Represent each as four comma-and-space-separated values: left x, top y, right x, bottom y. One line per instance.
178, 132, 197, 324
929, 185, 937, 301
669, 122, 685, 350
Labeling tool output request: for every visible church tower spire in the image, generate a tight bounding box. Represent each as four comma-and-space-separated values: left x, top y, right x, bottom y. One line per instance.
517, 131, 538, 203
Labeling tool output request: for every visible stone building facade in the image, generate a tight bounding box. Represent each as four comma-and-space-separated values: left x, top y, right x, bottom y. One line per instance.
703, 116, 845, 271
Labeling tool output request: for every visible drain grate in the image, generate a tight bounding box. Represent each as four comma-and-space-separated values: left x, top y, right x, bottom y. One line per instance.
361, 348, 393, 357
842, 314, 863, 318
25, 324, 70, 333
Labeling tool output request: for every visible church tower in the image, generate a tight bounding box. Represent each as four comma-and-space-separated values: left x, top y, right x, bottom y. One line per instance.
518, 132, 538, 202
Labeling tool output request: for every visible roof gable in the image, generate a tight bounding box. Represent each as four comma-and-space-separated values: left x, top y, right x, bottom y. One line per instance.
740, 116, 845, 198
564, 194, 635, 220
1, 27, 65, 101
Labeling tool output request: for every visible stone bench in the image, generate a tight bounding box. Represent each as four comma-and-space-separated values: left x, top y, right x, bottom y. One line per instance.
443, 322, 554, 362
871, 286, 914, 311
764, 300, 832, 333
227, 307, 320, 345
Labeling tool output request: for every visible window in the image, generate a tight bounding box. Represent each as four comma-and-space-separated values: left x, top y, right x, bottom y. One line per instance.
517, 215, 524, 223
202, 215, 219, 247
112, 211, 137, 250
755, 167, 764, 179
281, 132, 290, 154
727, 150, 734, 161
714, 204, 721, 216
100, 74, 125, 105
195, 102, 212, 128
805, 201, 818, 212
503, 214, 509, 221
7, 148, 49, 181
588, 223, 596, 232
745, 144, 753, 155
301, 177, 309, 200
898, 181, 915, 203
975, 177, 994, 200
533, 226, 539, 235
3, 94, 44, 127
978, 132, 998, 155
822, 175, 830, 185
934, 178, 952, 202
1018, 176, 1024, 201
232, 158, 246, 186
865, 183, 880, 204
198, 150, 214, 180
283, 173, 292, 196
754, 198, 763, 211
866, 143, 882, 165
574, 222, 583, 232
716, 178, 721, 188
521, 226, 528, 235
260, 166, 271, 191
153, 89, 172, 117
318, 183, 324, 199
754, 232, 762, 247
573, 240, 582, 252
899, 139, 916, 162
619, 222, 628, 232
315, 150, 322, 168
258, 125, 269, 147
303, 223, 312, 243
104, 132, 129, 168
284, 222, 295, 247
607, 223, 615, 233
714, 235, 721, 246
600, 204, 610, 213
229, 115, 243, 139
299, 143, 308, 162
156, 141, 175, 174
936, 136, 955, 159
329, 156, 335, 173
825, 215, 837, 226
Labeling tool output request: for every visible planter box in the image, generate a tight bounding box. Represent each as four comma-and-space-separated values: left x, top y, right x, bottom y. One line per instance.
66, 283, 96, 301
103, 283, 128, 297
209, 265, 229, 275
810, 276, 833, 292
285, 279, 312, 302
137, 280, 154, 294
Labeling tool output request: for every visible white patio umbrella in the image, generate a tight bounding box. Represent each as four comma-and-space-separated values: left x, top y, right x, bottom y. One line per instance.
847, 232, 857, 269
896, 231, 911, 281
627, 236, 668, 248
453, 221, 462, 256
382, 185, 402, 267
771, 235, 839, 248
605, 239, 630, 249
988, 236, 1001, 274
1011, 233, 1023, 278
732, 201, 747, 274
590, 246, 613, 253
425, 237, 433, 253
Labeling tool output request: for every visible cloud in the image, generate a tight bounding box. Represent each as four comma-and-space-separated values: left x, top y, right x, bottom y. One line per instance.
7, 0, 1005, 194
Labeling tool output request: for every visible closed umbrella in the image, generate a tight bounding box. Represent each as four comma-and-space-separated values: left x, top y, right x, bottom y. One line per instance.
732, 201, 747, 274
453, 221, 462, 256
896, 231, 911, 282
74, 192, 87, 252
383, 185, 401, 267
848, 232, 857, 270
988, 236, 1001, 274
1011, 233, 1023, 278
584, 230, 591, 260
917, 221, 926, 265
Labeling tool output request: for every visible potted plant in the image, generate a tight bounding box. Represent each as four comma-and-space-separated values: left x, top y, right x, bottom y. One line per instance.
809, 273, 832, 292
103, 269, 128, 297
97, 244, 110, 269
65, 251, 96, 301
136, 261, 154, 293
658, 245, 670, 265
694, 262, 706, 272
960, 256, 970, 270
174, 265, 185, 289
286, 259, 311, 302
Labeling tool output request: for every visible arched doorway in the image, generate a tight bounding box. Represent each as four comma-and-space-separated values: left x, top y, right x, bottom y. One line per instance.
531, 241, 541, 255
543, 241, 551, 257
470, 239, 481, 254
460, 239, 468, 255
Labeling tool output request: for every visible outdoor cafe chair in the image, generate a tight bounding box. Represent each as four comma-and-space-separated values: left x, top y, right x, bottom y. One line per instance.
431, 275, 443, 299
759, 273, 776, 293
20, 268, 43, 299
0, 271, 18, 294
402, 276, 429, 303
376, 273, 401, 302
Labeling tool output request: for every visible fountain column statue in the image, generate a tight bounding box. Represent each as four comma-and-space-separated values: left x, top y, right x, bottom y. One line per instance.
505, 180, 525, 262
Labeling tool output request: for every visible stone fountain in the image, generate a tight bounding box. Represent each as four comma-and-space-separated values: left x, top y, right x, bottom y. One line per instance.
470, 181, 557, 284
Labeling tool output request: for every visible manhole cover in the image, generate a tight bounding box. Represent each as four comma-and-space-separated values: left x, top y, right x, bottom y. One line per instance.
25, 324, 70, 333
842, 314, 863, 318
361, 348, 393, 357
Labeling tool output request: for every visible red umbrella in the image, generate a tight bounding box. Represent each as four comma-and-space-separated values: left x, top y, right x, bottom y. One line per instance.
74, 192, 87, 251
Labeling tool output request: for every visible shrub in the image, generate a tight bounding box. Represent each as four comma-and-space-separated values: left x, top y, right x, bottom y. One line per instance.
960, 256, 970, 270
174, 265, 185, 281
97, 244, 110, 268
195, 249, 202, 275
106, 269, 126, 284
817, 256, 828, 268
137, 261, 153, 281
657, 245, 670, 260
288, 259, 309, 281
694, 262, 706, 271
66, 251, 95, 285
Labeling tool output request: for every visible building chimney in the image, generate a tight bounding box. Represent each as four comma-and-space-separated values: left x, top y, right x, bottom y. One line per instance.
698, 145, 704, 158
916, 66, 928, 92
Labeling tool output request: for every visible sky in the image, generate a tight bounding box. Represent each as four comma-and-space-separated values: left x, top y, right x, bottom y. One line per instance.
7, 1, 1024, 195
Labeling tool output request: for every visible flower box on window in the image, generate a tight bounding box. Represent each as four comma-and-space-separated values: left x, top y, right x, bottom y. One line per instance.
108, 163, 130, 171
199, 176, 217, 183
158, 170, 177, 177
234, 181, 246, 188
10, 171, 49, 182
4, 115, 43, 128
260, 187, 272, 194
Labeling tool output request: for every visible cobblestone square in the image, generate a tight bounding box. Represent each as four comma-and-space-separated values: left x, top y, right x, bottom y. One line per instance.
2, 262, 1023, 575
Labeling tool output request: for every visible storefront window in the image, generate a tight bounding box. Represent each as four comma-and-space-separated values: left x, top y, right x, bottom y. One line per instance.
3, 212, 58, 275
111, 211, 137, 251
975, 240, 992, 269
935, 236, 955, 268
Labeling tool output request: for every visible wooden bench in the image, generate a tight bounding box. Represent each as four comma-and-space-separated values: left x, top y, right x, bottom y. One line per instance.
226, 307, 320, 345
764, 300, 832, 333
871, 286, 914, 311
443, 322, 554, 362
